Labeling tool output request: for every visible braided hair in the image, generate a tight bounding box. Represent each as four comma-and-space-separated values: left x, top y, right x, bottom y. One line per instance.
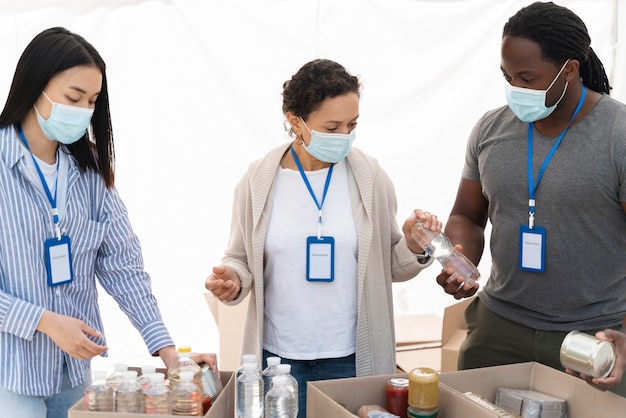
503, 1, 610, 95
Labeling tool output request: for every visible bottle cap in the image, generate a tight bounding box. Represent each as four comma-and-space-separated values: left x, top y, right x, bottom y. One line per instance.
276, 364, 291, 374
150, 372, 165, 383
242, 354, 257, 364
266, 356, 281, 367
243, 362, 257, 371
141, 365, 156, 374
123, 370, 138, 381
178, 346, 192, 354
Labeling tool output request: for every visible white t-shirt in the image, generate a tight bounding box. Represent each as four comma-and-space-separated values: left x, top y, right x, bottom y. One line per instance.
263, 159, 358, 359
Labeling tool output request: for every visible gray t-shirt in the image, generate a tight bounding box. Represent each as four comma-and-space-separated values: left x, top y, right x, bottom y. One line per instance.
463, 94, 626, 331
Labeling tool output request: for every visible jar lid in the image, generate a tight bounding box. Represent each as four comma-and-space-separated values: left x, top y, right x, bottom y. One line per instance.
388, 378, 409, 388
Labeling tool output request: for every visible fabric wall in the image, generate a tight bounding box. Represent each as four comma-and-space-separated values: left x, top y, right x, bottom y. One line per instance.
0, 0, 622, 368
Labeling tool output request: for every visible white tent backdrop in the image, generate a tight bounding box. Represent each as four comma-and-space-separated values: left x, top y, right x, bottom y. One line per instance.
1, 0, 623, 371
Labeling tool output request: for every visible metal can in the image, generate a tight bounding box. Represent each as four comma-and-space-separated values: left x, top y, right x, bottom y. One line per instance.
386, 378, 409, 418
560, 330, 616, 378
200, 362, 223, 402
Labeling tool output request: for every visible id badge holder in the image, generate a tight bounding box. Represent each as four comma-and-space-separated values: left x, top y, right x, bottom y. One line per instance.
306, 236, 335, 282
44, 235, 74, 286
519, 225, 546, 272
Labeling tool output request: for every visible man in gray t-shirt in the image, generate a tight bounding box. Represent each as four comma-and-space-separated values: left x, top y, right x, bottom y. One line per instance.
437, 2, 626, 395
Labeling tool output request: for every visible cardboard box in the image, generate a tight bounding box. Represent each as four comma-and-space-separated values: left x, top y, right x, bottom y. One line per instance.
205, 292, 248, 371
439, 362, 626, 418
69, 370, 235, 418
307, 373, 505, 417
440, 296, 474, 372
394, 314, 442, 373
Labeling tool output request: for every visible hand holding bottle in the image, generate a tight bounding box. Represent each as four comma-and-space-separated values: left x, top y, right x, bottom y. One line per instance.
402, 209, 443, 256
408, 211, 480, 288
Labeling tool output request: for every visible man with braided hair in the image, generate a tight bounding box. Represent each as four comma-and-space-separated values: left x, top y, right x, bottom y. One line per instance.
437, 1, 626, 395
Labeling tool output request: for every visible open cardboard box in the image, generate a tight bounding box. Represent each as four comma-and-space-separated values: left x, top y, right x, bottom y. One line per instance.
394, 314, 442, 373
69, 370, 235, 418
307, 372, 506, 417
440, 296, 474, 372
439, 362, 626, 418
307, 362, 626, 417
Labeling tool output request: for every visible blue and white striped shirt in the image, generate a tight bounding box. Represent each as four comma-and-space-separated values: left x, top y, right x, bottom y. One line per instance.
0, 125, 174, 396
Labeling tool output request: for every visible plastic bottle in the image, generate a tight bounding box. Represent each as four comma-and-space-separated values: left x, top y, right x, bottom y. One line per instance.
265, 375, 297, 418
115, 370, 143, 413
137, 364, 157, 389
168, 346, 202, 392
237, 354, 259, 379
171, 370, 202, 416
410, 221, 480, 286
144, 372, 172, 415
106, 363, 128, 391
237, 362, 264, 418
274, 364, 298, 418
84, 370, 114, 412
262, 356, 281, 396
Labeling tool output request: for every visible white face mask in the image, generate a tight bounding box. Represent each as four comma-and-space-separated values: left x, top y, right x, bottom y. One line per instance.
504, 59, 570, 123
299, 118, 356, 163
34, 91, 94, 144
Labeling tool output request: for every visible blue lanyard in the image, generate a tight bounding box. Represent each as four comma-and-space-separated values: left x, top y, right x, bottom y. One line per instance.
527, 86, 586, 228
17, 124, 62, 239
290, 147, 334, 239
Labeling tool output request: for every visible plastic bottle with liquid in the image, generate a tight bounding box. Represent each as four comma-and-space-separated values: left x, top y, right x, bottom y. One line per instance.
237, 362, 264, 418
84, 370, 114, 412
137, 364, 157, 389
115, 370, 143, 413
237, 354, 259, 379
410, 221, 480, 286
274, 364, 298, 418
262, 356, 281, 396
265, 375, 297, 418
106, 363, 128, 391
144, 372, 172, 415
171, 370, 202, 416
168, 346, 202, 392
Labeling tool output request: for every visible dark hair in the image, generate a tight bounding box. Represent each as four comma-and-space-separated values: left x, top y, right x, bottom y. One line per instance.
282, 59, 361, 127
0, 27, 115, 187
503, 1, 610, 95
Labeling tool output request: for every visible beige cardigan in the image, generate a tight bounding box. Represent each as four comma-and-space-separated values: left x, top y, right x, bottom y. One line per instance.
222, 142, 432, 376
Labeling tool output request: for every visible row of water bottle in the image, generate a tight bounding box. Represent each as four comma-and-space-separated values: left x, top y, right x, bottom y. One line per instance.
85, 346, 220, 415
237, 354, 298, 418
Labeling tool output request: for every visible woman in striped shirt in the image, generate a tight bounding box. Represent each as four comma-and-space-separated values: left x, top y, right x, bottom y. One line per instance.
0, 27, 217, 417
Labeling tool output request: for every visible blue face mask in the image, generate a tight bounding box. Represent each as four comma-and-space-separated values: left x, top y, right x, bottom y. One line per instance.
504, 59, 569, 123
300, 118, 356, 163
34, 91, 94, 144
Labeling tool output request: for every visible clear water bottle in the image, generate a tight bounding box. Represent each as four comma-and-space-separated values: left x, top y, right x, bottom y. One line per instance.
106, 363, 128, 391
265, 375, 297, 418
237, 354, 259, 379
144, 372, 172, 415
115, 370, 143, 413
262, 356, 281, 396
410, 221, 480, 286
168, 346, 202, 392
237, 362, 264, 418
171, 370, 202, 416
84, 370, 114, 412
137, 364, 157, 389
275, 364, 298, 418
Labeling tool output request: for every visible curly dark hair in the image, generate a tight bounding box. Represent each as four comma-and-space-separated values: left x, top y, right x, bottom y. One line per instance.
282, 59, 361, 123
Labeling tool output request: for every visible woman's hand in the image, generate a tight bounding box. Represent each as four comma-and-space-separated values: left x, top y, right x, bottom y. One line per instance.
402, 209, 442, 255
36, 310, 108, 360
205, 265, 242, 302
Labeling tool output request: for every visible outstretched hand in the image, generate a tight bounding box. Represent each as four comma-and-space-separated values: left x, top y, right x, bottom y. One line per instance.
205, 265, 242, 302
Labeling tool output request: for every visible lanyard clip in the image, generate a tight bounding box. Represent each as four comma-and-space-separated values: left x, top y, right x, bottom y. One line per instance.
528, 211, 535, 229
54, 223, 62, 240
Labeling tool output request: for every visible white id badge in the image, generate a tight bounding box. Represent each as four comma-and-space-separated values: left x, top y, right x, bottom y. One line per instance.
519, 225, 546, 272
44, 235, 74, 286
306, 236, 335, 282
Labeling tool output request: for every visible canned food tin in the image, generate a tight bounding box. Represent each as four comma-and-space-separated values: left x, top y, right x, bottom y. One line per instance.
200, 363, 223, 402
560, 330, 616, 378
